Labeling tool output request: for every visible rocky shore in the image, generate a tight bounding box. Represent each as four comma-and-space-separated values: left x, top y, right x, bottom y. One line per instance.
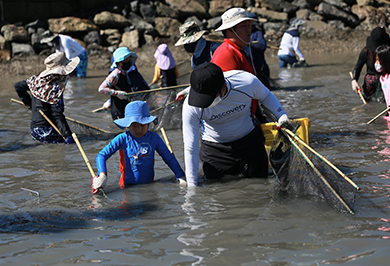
0, 0, 387, 77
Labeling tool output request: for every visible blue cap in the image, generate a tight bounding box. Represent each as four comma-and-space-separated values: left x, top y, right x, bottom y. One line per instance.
110, 47, 138, 69
114, 101, 157, 129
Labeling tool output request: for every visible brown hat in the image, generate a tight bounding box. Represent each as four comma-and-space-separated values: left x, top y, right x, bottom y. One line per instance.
175, 21, 207, 46
39, 52, 80, 78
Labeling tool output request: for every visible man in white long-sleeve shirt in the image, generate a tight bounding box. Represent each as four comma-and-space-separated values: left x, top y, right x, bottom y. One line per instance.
182, 63, 292, 187
278, 18, 306, 68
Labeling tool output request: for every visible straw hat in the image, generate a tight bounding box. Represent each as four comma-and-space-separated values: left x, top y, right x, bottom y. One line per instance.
215, 8, 256, 32
39, 52, 80, 78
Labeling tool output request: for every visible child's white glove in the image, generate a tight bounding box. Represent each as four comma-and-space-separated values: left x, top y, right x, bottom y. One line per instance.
175, 89, 188, 103
92, 172, 107, 194
351, 80, 360, 93
102, 99, 111, 110
115, 90, 128, 100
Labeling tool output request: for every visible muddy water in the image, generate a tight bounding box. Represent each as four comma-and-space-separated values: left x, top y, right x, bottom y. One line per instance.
1, 51, 390, 265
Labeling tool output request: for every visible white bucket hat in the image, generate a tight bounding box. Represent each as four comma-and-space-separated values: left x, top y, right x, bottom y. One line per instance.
215, 8, 256, 32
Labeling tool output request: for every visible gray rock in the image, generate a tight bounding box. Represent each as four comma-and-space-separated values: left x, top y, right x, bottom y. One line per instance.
84, 31, 101, 45
140, 3, 156, 25
317, 2, 359, 27
1, 24, 30, 43
93, 11, 130, 29
11, 42, 35, 56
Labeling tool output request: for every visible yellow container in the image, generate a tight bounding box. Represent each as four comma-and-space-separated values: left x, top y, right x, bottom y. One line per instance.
261, 117, 310, 151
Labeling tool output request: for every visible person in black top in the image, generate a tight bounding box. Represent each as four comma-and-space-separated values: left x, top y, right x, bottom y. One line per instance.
351, 26, 390, 102
14, 52, 79, 144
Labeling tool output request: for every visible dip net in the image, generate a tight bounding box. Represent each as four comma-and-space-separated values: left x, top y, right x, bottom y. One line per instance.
143, 86, 187, 132
269, 125, 358, 214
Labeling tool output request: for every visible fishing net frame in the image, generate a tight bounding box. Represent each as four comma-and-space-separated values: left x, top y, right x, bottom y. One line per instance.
270, 123, 358, 214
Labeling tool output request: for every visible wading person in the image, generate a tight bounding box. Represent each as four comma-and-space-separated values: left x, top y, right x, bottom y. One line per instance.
98, 47, 150, 120
151, 43, 179, 88
92, 101, 185, 192
278, 18, 306, 68
182, 63, 293, 187
41, 30, 88, 77
351, 26, 390, 102
14, 52, 79, 144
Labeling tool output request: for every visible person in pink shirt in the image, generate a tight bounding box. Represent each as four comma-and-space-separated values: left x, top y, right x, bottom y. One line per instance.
375, 45, 390, 116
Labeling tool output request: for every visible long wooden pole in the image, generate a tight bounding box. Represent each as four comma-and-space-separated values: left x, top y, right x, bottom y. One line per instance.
72, 133, 95, 178
150, 100, 175, 114
283, 128, 360, 190
285, 132, 354, 214
367, 106, 390, 124
11, 98, 110, 134
38, 110, 66, 140
349, 72, 367, 104
160, 127, 173, 154
124, 84, 190, 96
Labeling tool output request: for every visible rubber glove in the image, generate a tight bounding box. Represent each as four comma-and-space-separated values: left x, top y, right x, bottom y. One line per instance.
175, 89, 188, 103
115, 90, 128, 100
277, 114, 294, 131
102, 99, 111, 110
351, 80, 360, 93
65, 135, 75, 144
92, 172, 107, 194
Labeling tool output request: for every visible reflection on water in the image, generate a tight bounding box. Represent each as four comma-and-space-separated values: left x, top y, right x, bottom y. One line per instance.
2, 52, 390, 264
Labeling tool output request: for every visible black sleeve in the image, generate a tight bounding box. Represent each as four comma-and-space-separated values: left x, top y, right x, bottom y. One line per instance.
352, 48, 366, 81
14, 80, 32, 108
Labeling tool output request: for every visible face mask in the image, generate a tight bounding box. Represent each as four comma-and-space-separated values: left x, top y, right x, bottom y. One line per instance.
184, 41, 198, 53
122, 61, 132, 71
375, 63, 383, 73
208, 95, 222, 108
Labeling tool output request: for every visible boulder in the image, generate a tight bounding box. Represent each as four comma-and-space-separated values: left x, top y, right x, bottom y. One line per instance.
128, 13, 154, 31
296, 9, 324, 21
93, 11, 130, 29
11, 42, 35, 56
317, 2, 359, 27
48, 17, 99, 34
247, 7, 289, 22
119, 30, 140, 49
166, 0, 209, 19
155, 2, 180, 19
0, 34, 11, 61
154, 17, 181, 37
351, 5, 386, 29
140, 3, 156, 25
1, 24, 30, 43
101, 29, 122, 47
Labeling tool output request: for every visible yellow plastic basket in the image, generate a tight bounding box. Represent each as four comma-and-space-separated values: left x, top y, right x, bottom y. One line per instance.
261, 117, 310, 151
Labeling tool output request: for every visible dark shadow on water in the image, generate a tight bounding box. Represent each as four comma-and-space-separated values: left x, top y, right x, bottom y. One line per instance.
0, 201, 159, 234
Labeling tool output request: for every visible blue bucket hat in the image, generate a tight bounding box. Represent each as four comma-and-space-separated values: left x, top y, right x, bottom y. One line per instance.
110, 47, 138, 69
114, 101, 157, 129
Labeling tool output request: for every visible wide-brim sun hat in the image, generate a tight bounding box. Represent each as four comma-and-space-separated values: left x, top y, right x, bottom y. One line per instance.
215, 7, 256, 32
40, 30, 59, 44
287, 17, 306, 31
110, 47, 138, 69
366, 26, 390, 52
188, 62, 225, 108
114, 101, 157, 129
175, 21, 207, 46
38, 52, 80, 77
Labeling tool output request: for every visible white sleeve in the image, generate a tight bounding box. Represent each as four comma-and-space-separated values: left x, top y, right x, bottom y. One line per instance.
252, 77, 287, 120
292, 37, 304, 60
182, 98, 201, 187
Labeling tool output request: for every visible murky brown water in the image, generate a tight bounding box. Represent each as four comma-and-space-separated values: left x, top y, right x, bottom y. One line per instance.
1, 51, 390, 265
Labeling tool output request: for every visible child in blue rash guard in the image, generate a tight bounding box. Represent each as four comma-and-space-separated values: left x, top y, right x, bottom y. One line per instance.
92, 101, 185, 193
